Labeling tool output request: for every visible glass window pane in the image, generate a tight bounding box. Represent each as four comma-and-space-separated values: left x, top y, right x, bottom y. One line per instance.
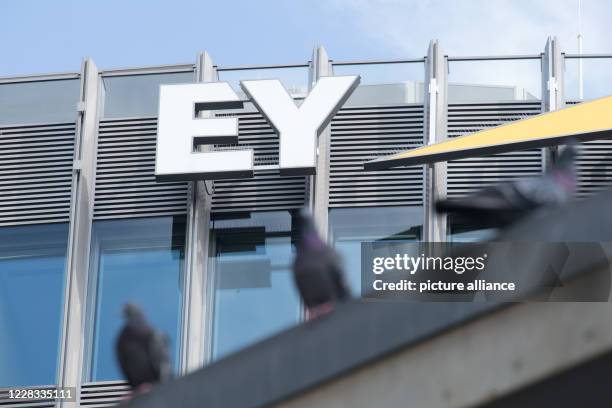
89, 216, 185, 381
102, 72, 194, 118
0, 223, 68, 386
564, 57, 612, 101
333, 63, 425, 106
329, 206, 422, 295
218, 67, 309, 99
210, 211, 300, 360
0, 79, 80, 125
448, 59, 542, 102
447, 216, 498, 242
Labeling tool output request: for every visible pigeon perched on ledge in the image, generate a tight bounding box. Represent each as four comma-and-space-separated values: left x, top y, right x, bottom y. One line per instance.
116, 303, 172, 393
293, 209, 349, 319
436, 145, 577, 228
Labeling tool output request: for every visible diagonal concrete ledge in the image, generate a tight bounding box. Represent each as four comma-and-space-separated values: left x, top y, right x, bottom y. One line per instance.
122, 300, 499, 408
121, 188, 612, 408
275, 285, 612, 408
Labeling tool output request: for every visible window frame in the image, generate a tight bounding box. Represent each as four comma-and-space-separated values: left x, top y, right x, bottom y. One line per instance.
83, 218, 187, 382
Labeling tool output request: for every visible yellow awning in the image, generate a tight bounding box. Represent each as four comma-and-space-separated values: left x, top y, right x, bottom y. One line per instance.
364, 96, 612, 170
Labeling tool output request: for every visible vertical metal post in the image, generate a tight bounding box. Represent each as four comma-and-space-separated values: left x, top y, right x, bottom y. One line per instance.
423, 40, 448, 242
309, 45, 332, 240
578, 0, 584, 100
542, 36, 565, 168
180, 52, 216, 373
58, 58, 101, 408
543, 36, 565, 113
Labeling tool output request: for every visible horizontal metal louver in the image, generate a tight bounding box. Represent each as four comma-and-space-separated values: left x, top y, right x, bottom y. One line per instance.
447, 101, 543, 197
0, 122, 75, 226
329, 105, 424, 207
212, 111, 307, 212
94, 118, 189, 219
0, 385, 56, 407
80, 381, 130, 407
566, 101, 612, 197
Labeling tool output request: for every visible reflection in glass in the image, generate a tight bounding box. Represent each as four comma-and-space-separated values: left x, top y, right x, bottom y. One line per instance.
0, 223, 68, 386
447, 216, 498, 242
564, 57, 612, 101
102, 72, 194, 118
448, 59, 541, 102
218, 67, 309, 99
329, 207, 422, 295
210, 211, 300, 359
333, 63, 425, 106
0, 79, 80, 125
89, 217, 185, 381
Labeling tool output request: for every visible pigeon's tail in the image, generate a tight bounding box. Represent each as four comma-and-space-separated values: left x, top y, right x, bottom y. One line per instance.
434, 188, 526, 229
549, 144, 578, 195
554, 143, 578, 170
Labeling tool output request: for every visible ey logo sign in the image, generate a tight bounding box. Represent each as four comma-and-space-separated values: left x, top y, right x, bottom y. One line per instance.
155, 76, 360, 181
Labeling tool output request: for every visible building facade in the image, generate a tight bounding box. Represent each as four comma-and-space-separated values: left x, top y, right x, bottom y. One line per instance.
1, 38, 612, 407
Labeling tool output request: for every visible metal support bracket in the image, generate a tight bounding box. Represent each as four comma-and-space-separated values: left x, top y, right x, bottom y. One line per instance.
76, 101, 86, 114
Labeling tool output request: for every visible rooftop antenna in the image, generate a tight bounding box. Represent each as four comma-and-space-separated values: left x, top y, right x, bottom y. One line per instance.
578, 0, 584, 99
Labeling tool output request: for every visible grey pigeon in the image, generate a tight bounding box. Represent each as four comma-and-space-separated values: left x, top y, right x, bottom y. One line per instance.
436, 145, 577, 228
293, 209, 349, 318
116, 303, 172, 392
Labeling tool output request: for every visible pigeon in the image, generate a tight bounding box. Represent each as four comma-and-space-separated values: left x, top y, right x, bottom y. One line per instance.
292, 209, 349, 319
116, 303, 172, 393
436, 145, 577, 228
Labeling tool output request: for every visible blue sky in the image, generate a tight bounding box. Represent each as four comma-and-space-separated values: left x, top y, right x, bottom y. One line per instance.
0, 0, 388, 76
1, 0, 611, 77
